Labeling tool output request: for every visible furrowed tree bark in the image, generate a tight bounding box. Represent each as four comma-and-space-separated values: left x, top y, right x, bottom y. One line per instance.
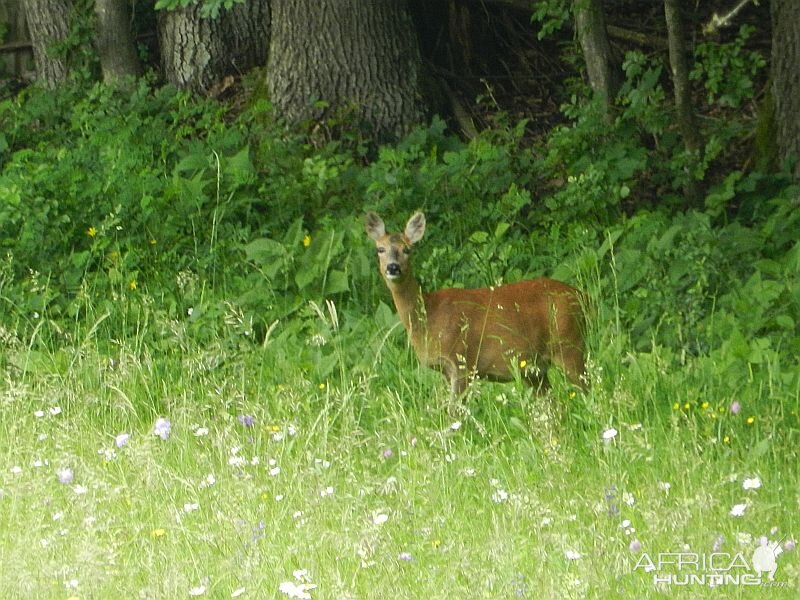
23, 0, 71, 88
94, 0, 142, 85
158, 0, 269, 94
573, 0, 619, 116
266, 0, 428, 142
771, 0, 800, 179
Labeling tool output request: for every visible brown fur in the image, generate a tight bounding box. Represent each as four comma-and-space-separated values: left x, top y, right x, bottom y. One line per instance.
366, 211, 586, 398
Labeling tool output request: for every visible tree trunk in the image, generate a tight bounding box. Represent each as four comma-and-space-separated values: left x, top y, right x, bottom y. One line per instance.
158, 0, 269, 94
94, 0, 142, 85
23, 0, 71, 88
664, 0, 701, 154
266, 0, 428, 142
573, 0, 619, 115
771, 0, 800, 179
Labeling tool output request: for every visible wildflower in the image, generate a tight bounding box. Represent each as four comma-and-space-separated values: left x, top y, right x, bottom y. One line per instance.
672, 402, 680, 410
742, 477, 762, 491
450, 421, 462, 431
318, 383, 326, 390
372, 512, 389, 525
519, 360, 527, 369
701, 401, 709, 410
602, 428, 618, 441
729, 503, 747, 517
712, 534, 725, 552
279, 581, 315, 600
565, 549, 582, 560
57, 468, 74, 485
491, 488, 509, 503
115, 433, 130, 448
231, 588, 246, 598
785, 539, 796, 552
623, 492, 635, 506
238, 415, 255, 427
129, 279, 137, 290
87, 226, 97, 237
153, 417, 171, 441
188, 584, 207, 596
10, 466, 22, 474
149, 239, 157, 246
683, 402, 690, 410
658, 481, 671, 492
74, 484, 88, 495
398, 551, 413, 561
730, 400, 742, 414
150, 528, 166, 538
629, 540, 642, 553
320, 486, 334, 497
746, 416, 755, 425
33, 410, 45, 418
269, 466, 280, 477
303, 235, 312, 248
50, 406, 62, 415
194, 427, 209, 437
723, 435, 731, 444
183, 502, 200, 513
382, 448, 393, 459
199, 473, 216, 488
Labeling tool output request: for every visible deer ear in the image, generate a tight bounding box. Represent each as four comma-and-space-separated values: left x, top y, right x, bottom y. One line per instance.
365, 212, 385, 241
405, 212, 426, 244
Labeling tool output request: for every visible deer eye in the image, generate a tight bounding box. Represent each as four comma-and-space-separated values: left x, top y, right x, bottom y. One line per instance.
402, 247, 411, 255
377, 247, 386, 254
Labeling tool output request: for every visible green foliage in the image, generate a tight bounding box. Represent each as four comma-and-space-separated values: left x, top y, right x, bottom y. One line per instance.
530, 0, 572, 40
691, 25, 767, 109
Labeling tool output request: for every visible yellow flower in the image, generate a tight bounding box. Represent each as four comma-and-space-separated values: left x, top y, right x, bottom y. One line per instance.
519, 359, 527, 369
303, 235, 311, 248
746, 416, 755, 425
149, 239, 157, 246
432, 539, 442, 549
87, 226, 97, 237
318, 382, 326, 390
569, 391, 577, 400
701, 401, 709, 410
723, 435, 731, 444
150, 528, 166, 538
683, 402, 690, 410
269, 424, 281, 433
672, 402, 680, 411
129, 280, 137, 290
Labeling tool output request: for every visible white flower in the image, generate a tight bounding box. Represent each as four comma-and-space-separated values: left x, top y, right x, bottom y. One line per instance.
73, 484, 88, 495
491, 489, 509, 503
320, 486, 334, 497
742, 477, 762, 491
372, 512, 389, 525
729, 503, 747, 517
450, 421, 462, 431
278, 581, 315, 600
602, 428, 618, 441
231, 588, 246, 598
269, 466, 281, 477
623, 492, 635, 506
49, 406, 62, 416
9, 466, 22, 475
188, 584, 206, 596
115, 433, 130, 448
228, 455, 246, 467
57, 467, 74, 485
183, 502, 200, 513
565, 549, 582, 560
199, 473, 216, 488
658, 481, 671, 492
194, 427, 209, 437
540, 517, 553, 526
33, 410, 45, 418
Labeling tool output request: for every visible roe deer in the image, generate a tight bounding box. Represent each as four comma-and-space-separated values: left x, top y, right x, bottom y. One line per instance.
365, 211, 587, 399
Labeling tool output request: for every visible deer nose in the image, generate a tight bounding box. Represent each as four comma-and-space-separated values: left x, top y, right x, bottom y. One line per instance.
385, 263, 401, 278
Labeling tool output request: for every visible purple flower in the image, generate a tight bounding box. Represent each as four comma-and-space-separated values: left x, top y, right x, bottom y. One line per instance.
398, 551, 413, 561
629, 539, 642, 553
238, 415, 255, 427
785, 539, 796, 551
115, 432, 130, 448
57, 467, 74, 485
153, 417, 171, 441
382, 448, 394, 460
730, 400, 742, 415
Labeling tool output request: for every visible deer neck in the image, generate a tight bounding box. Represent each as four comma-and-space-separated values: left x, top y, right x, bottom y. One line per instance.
388, 275, 427, 338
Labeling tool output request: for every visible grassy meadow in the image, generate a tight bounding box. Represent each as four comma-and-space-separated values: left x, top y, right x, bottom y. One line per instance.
0, 274, 797, 599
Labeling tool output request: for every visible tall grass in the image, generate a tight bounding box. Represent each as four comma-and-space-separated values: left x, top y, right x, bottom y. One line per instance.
1, 264, 797, 599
